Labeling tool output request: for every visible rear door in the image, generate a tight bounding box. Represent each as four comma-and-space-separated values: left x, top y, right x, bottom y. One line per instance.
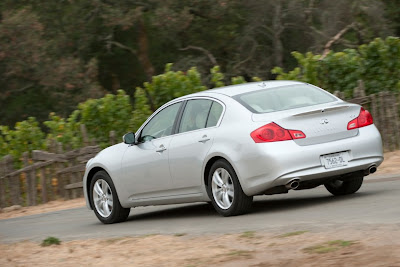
168, 99, 224, 194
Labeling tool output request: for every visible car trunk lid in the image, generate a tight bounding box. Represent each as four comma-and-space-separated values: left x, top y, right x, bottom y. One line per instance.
252, 103, 361, 146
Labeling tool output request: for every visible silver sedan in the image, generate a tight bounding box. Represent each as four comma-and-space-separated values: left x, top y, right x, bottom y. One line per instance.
83, 81, 383, 224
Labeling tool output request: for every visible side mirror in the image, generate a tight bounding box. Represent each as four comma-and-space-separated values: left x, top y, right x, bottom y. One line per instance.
123, 132, 136, 145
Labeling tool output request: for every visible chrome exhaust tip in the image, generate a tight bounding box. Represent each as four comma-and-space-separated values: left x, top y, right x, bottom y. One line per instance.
368, 165, 377, 174
285, 179, 300, 190
364, 165, 377, 175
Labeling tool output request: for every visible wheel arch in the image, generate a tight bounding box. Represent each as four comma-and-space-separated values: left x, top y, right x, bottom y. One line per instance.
203, 155, 240, 189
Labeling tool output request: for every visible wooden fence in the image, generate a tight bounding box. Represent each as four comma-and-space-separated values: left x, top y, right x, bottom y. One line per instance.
0, 145, 100, 208
347, 91, 400, 151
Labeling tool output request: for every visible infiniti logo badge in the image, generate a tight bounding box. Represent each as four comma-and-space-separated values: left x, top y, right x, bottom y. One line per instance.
320, 119, 329, 125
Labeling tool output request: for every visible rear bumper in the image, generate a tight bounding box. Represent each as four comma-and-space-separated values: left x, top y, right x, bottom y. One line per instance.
235, 125, 383, 196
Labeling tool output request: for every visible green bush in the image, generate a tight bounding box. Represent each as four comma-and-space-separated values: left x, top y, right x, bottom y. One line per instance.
77, 90, 132, 148
272, 37, 400, 97
0, 117, 46, 166
44, 111, 83, 150
41, 236, 61, 246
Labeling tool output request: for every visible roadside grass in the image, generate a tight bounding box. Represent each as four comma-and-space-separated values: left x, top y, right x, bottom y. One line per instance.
41, 236, 61, 247
103, 237, 126, 244
277, 231, 308, 238
303, 240, 356, 254
239, 231, 257, 239
140, 233, 158, 238
174, 233, 187, 237
225, 249, 254, 259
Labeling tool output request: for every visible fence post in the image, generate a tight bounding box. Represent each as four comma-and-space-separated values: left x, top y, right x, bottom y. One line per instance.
353, 80, 366, 98
370, 94, 378, 128
0, 156, 7, 208
56, 143, 65, 200
23, 152, 36, 206
110, 130, 116, 145
378, 92, 387, 151
389, 92, 400, 150
80, 124, 89, 146
40, 167, 47, 204
4, 155, 19, 206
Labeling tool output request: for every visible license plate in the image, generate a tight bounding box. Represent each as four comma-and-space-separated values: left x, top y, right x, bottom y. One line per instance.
322, 152, 348, 169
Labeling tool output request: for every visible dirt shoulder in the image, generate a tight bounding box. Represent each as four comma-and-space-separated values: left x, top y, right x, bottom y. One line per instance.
0, 226, 399, 267
372, 150, 400, 174
0, 198, 86, 220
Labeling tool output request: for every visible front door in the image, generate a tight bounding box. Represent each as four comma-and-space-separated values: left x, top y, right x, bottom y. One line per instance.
120, 102, 182, 201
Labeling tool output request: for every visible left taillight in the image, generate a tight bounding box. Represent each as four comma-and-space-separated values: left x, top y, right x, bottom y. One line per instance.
251, 122, 306, 143
347, 107, 373, 130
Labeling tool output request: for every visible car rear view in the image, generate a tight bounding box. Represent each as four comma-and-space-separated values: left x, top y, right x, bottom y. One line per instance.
230, 82, 383, 196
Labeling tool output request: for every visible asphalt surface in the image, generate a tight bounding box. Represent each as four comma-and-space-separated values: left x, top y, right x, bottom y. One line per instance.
0, 176, 399, 243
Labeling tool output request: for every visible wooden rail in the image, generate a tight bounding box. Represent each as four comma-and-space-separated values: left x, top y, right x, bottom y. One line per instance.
347, 91, 400, 151
0, 145, 100, 208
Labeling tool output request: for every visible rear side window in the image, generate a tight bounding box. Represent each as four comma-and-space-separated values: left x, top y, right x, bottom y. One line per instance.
233, 84, 336, 114
179, 99, 212, 133
178, 99, 224, 133
206, 102, 223, 127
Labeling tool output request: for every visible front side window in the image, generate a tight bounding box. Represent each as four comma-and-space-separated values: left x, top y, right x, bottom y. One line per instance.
179, 99, 212, 133
140, 102, 181, 142
233, 84, 336, 114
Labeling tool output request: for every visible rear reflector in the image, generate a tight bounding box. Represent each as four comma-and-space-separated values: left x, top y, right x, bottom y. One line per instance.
251, 122, 306, 143
347, 107, 373, 130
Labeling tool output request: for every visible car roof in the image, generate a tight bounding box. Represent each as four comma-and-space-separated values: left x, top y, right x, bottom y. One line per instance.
181, 80, 306, 99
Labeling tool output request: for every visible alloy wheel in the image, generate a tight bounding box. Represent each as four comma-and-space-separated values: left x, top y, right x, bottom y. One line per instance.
93, 179, 113, 218
211, 168, 234, 209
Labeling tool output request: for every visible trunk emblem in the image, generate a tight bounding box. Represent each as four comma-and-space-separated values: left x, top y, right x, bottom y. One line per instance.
320, 119, 329, 124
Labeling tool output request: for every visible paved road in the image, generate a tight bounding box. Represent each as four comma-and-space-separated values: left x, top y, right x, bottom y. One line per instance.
0, 177, 399, 243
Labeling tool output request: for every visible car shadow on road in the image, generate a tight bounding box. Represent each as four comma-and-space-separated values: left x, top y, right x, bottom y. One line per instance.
126, 203, 216, 222
125, 189, 385, 222
250, 190, 377, 214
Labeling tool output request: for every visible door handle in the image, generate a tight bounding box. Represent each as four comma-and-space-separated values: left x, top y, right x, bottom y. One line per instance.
198, 135, 211, 143
156, 145, 167, 153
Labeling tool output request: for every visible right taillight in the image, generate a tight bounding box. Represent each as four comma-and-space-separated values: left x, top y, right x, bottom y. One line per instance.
347, 107, 373, 130
251, 122, 306, 143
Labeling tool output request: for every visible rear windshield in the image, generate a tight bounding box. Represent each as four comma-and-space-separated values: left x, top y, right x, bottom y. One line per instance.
233, 84, 336, 114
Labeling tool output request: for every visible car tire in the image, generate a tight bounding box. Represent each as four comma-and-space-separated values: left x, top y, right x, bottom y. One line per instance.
90, 171, 130, 224
324, 174, 364, 196
207, 159, 253, 216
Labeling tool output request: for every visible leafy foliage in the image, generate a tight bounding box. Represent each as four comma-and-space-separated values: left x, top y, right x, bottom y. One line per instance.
272, 37, 400, 97
0, 117, 46, 163
41, 236, 61, 247
211, 66, 225, 88
131, 87, 153, 132
43, 112, 82, 150
77, 90, 132, 148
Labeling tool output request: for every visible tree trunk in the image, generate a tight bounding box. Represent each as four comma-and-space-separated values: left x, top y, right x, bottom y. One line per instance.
272, 0, 284, 68
137, 18, 155, 81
